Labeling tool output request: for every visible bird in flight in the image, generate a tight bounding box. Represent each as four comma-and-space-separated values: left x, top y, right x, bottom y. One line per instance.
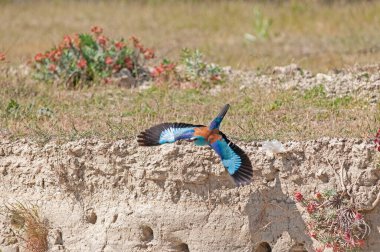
137, 104, 253, 186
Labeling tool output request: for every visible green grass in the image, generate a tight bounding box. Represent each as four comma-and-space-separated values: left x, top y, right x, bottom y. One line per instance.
0, 72, 378, 143
0, 0, 380, 72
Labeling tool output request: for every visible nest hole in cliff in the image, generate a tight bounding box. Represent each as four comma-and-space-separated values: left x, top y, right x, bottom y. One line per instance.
254, 242, 271, 252
140, 225, 154, 242
85, 209, 97, 224
174, 243, 190, 252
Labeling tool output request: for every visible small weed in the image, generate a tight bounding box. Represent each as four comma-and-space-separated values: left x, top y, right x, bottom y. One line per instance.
303, 84, 326, 100
245, 8, 272, 42
294, 191, 370, 251
6, 99, 20, 115
253, 8, 272, 40
151, 48, 225, 88
178, 48, 225, 86
36, 107, 54, 119
328, 96, 353, 109
269, 99, 283, 111
5, 202, 49, 252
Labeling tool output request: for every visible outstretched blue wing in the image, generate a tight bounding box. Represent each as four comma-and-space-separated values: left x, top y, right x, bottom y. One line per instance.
138, 123, 205, 146
209, 104, 230, 130
210, 132, 253, 186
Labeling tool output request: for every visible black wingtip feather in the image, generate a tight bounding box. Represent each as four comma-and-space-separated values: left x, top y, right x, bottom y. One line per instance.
220, 132, 253, 187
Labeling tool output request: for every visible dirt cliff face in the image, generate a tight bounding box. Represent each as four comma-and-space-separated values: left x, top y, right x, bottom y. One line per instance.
0, 138, 379, 252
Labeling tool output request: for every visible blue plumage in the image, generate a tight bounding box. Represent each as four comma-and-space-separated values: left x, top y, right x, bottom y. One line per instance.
211, 139, 242, 175
209, 104, 230, 130
138, 104, 253, 186
158, 127, 196, 144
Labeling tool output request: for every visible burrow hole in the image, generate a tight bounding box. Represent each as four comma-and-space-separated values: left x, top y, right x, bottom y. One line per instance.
140, 225, 154, 242
175, 243, 190, 252
254, 242, 272, 252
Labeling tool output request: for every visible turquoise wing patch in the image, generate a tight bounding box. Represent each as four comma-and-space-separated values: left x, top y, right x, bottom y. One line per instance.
210, 133, 253, 186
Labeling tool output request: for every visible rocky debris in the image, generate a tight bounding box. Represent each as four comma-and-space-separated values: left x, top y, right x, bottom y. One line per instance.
0, 138, 379, 251
231, 64, 380, 102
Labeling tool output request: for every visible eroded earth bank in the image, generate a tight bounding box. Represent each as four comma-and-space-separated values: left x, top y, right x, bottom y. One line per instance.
0, 137, 379, 252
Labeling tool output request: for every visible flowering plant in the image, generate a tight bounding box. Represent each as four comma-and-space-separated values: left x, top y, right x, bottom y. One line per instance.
151, 58, 178, 86
294, 190, 370, 252
32, 26, 154, 87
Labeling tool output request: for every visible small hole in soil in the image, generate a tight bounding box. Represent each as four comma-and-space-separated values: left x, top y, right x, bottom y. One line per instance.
254, 242, 271, 252
140, 225, 154, 242
112, 214, 118, 223
175, 243, 189, 252
85, 209, 97, 224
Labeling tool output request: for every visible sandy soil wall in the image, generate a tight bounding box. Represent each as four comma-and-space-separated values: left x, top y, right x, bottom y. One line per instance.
0, 138, 379, 252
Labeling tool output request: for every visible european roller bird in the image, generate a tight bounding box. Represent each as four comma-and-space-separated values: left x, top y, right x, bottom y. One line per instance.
137, 104, 253, 186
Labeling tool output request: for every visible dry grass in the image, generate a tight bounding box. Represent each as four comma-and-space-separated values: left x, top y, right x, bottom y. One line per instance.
0, 71, 378, 142
0, 0, 379, 142
5, 202, 49, 252
0, 0, 380, 72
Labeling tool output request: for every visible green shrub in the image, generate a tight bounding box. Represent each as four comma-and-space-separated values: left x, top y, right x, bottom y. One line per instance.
32, 26, 154, 87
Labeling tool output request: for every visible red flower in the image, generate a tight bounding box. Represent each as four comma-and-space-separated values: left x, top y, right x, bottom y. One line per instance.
114, 41, 124, 50
63, 35, 72, 47
34, 53, 45, 62
91, 26, 103, 35
48, 64, 57, 72
97, 35, 108, 46
294, 192, 303, 202
344, 232, 354, 245
0, 52, 5, 61
308, 232, 317, 239
355, 212, 363, 220
143, 48, 155, 60
306, 203, 316, 213
151, 65, 164, 77
356, 239, 365, 247
315, 247, 324, 252
315, 192, 322, 200
55, 49, 62, 58
165, 63, 176, 71
77, 58, 87, 69
124, 57, 133, 69
46, 50, 57, 62
105, 56, 113, 65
